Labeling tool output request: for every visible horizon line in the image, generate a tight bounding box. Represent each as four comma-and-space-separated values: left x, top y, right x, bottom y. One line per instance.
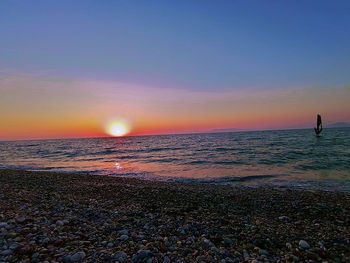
1, 126, 349, 143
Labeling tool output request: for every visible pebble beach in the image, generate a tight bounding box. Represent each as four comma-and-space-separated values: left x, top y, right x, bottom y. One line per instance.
0, 169, 349, 262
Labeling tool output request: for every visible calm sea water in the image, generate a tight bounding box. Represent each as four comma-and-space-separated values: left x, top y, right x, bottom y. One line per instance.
1, 128, 350, 190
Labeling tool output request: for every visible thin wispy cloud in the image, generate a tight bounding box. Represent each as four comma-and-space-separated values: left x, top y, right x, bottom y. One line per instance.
1, 72, 349, 140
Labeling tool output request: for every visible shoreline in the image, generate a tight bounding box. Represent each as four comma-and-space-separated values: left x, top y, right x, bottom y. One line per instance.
0, 169, 349, 262
1, 167, 350, 193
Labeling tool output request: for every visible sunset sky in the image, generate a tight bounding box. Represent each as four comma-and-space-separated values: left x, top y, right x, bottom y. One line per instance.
1, 1, 350, 140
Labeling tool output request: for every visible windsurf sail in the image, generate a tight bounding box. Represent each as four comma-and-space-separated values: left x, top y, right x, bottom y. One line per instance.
314, 114, 323, 135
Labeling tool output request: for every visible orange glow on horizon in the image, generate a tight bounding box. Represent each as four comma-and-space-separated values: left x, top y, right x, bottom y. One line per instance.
1, 74, 349, 141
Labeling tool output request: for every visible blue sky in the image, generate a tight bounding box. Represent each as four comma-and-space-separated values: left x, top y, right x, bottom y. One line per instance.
1, 0, 350, 91
1, 1, 350, 140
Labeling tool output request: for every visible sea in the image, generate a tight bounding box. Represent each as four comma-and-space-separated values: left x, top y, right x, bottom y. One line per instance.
1, 128, 350, 191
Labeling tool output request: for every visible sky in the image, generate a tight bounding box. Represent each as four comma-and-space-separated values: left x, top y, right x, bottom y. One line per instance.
1, 0, 350, 140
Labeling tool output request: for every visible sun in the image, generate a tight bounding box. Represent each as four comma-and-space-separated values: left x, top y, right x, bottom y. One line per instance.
106, 121, 129, 137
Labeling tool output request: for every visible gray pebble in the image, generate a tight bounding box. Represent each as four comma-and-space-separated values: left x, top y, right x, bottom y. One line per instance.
16, 217, 26, 223
259, 249, 269, 256
107, 242, 114, 247
62, 255, 71, 263
118, 229, 129, 235
120, 234, 129, 241
114, 251, 128, 262
299, 240, 310, 249
133, 250, 151, 262
0, 222, 8, 228
71, 251, 86, 262
1, 249, 13, 256
223, 238, 233, 246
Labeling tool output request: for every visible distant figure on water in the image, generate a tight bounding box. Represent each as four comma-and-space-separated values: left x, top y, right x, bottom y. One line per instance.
314, 114, 323, 136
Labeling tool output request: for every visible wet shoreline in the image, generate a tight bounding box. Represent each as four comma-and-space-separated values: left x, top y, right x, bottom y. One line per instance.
1, 166, 350, 193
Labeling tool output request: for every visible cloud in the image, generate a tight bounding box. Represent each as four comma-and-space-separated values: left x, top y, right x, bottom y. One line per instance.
1, 72, 349, 139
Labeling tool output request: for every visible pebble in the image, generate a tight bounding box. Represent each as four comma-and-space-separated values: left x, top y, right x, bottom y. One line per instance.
62, 255, 71, 263
183, 247, 192, 256
114, 251, 128, 262
319, 241, 325, 249
9, 243, 22, 250
56, 220, 64, 226
0, 222, 8, 228
243, 250, 250, 260
202, 238, 211, 248
299, 240, 310, 249
70, 251, 86, 262
16, 217, 26, 223
223, 238, 233, 246
118, 229, 129, 235
120, 234, 129, 241
133, 250, 151, 262
42, 237, 50, 244
1, 249, 13, 256
32, 252, 39, 259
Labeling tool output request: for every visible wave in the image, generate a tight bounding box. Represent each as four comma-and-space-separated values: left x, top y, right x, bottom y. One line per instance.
185, 160, 245, 165
177, 174, 288, 184
1, 128, 349, 189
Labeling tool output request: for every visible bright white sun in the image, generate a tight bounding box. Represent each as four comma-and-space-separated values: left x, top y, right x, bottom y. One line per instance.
106, 121, 129, 137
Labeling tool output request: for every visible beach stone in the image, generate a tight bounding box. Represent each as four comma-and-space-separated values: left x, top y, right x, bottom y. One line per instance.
202, 238, 211, 248
132, 250, 151, 262
107, 242, 114, 247
318, 241, 325, 249
71, 251, 86, 262
223, 238, 233, 246
118, 229, 128, 235
120, 234, 129, 241
196, 255, 206, 261
259, 249, 269, 256
56, 220, 64, 226
114, 251, 127, 262
183, 248, 192, 256
62, 255, 72, 263
243, 250, 250, 260
31, 252, 40, 259
42, 237, 50, 244
163, 256, 170, 263
16, 217, 26, 223
299, 240, 310, 249
0, 222, 8, 228
1, 249, 13, 256
9, 243, 23, 250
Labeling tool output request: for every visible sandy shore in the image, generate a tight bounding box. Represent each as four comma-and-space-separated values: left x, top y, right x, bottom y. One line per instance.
0, 169, 349, 262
